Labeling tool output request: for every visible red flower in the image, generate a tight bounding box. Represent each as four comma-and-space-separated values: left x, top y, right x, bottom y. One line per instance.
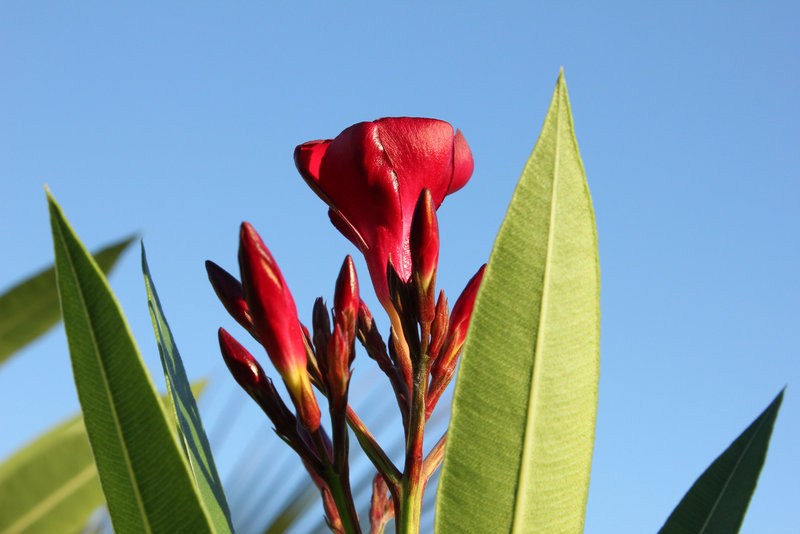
295, 117, 473, 305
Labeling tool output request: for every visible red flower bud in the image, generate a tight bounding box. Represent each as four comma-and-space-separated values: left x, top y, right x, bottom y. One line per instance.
312, 297, 331, 376
327, 322, 351, 405
205, 260, 253, 334
332, 255, 359, 351
432, 264, 486, 380
410, 188, 439, 323
218, 326, 266, 396
357, 299, 407, 407
295, 117, 473, 306
217, 328, 296, 433
317, 256, 361, 406
428, 290, 449, 362
238, 222, 321, 431
356, 299, 393, 374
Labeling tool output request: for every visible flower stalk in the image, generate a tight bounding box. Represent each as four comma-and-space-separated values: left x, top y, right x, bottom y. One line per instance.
312, 428, 361, 534
397, 351, 430, 534
210, 118, 483, 534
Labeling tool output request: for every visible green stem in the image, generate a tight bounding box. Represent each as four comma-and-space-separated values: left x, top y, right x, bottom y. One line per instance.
324, 463, 361, 534
346, 406, 402, 488
397, 361, 429, 534
312, 430, 361, 534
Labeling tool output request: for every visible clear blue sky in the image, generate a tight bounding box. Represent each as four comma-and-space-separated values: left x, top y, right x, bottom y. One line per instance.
1, 2, 798, 532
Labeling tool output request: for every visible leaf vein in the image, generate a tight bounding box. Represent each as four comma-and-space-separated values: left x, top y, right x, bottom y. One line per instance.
510, 81, 563, 533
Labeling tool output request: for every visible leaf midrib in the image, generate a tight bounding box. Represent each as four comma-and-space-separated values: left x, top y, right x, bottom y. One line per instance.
697, 406, 772, 533
510, 83, 563, 533
54, 218, 153, 534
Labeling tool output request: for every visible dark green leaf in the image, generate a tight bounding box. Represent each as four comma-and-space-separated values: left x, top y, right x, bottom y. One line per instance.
659, 389, 784, 534
142, 244, 234, 533
47, 190, 215, 533
0, 236, 134, 365
261, 485, 317, 534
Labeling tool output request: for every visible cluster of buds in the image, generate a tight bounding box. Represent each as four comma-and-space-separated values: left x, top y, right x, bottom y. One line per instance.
209, 118, 484, 534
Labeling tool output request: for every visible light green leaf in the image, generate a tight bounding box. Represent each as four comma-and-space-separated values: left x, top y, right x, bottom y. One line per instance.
435, 70, 600, 533
47, 190, 216, 533
0, 235, 134, 365
0, 383, 208, 534
0, 418, 100, 534
659, 389, 784, 534
142, 244, 234, 533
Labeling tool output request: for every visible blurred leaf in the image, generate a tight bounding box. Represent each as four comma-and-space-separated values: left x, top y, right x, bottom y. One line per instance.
47, 190, 216, 533
0, 418, 100, 534
0, 235, 135, 365
260, 485, 317, 534
142, 244, 234, 533
659, 389, 784, 534
435, 70, 600, 533
0, 383, 208, 534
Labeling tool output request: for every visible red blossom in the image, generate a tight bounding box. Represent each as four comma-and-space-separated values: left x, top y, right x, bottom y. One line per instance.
295, 117, 473, 306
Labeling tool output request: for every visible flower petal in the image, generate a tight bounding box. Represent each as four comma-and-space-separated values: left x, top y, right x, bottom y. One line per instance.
376, 117, 456, 212
294, 139, 333, 205
449, 129, 474, 195
328, 208, 369, 252
318, 121, 404, 256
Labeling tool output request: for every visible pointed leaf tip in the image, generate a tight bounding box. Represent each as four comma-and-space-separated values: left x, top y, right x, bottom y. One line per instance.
1, 200, 136, 364
47, 194, 217, 533
142, 245, 234, 532
436, 73, 598, 533
659, 389, 784, 534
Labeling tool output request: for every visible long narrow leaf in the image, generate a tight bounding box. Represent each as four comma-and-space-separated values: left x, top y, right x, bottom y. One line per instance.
47, 190, 215, 533
0, 235, 134, 365
435, 71, 600, 533
0, 383, 208, 534
659, 389, 784, 534
0, 418, 101, 534
260, 485, 317, 534
142, 244, 234, 533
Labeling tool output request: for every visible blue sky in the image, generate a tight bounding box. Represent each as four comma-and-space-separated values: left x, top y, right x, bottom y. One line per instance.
1, 2, 798, 532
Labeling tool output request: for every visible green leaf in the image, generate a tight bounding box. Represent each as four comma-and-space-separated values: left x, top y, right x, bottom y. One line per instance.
46, 189, 216, 533
261, 485, 317, 534
659, 389, 784, 534
435, 70, 600, 533
142, 244, 234, 533
0, 418, 101, 534
0, 235, 134, 365
0, 383, 208, 534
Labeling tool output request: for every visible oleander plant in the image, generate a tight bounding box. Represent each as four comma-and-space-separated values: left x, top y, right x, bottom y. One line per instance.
0, 72, 783, 534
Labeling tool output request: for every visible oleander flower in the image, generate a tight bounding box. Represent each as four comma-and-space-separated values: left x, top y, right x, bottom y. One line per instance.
294, 117, 473, 305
